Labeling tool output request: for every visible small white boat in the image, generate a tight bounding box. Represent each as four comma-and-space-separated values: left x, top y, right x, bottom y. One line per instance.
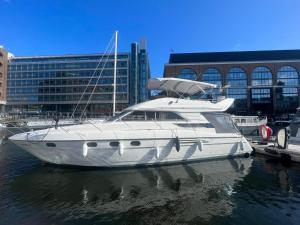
231, 115, 267, 136
9, 78, 253, 167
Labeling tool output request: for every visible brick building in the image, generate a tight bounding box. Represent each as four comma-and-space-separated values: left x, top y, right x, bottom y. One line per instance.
164, 50, 300, 117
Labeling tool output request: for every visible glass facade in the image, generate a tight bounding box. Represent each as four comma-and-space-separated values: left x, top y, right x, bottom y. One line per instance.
226, 68, 247, 112
129, 43, 150, 105
251, 66, 273, 86
178, 68, 197, 80
7, 55, 129, 115
201, 68, 222, 99
276, 66, 299, 112
138, 49, 150, 102
202, 68, 222, 86
251, 66, 273, 107
251, 88, 272, 103
7, 43, 151, 116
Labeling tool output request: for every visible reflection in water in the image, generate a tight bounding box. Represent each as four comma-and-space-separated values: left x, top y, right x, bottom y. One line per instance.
7, 150, 252, 224
2, 143, 300, 225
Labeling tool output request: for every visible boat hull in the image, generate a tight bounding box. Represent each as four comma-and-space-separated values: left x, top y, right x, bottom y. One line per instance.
12, 136, 252, 167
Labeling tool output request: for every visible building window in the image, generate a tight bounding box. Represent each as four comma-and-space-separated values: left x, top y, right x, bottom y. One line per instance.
178, 68, 197, 80
251, 66, 273, 86
226, 67, 247, 87
0, 72, 2, 78
251, 88, 271, 103
202, 68, 222, 86
226, 67, 248, 112
277, 66, 299, 86
276, 66, 299, 112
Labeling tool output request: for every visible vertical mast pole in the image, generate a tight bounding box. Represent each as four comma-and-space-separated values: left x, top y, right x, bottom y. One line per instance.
113, 31, 118, 116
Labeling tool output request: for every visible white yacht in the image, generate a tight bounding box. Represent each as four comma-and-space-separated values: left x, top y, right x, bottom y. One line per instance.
9, 78, 253, 167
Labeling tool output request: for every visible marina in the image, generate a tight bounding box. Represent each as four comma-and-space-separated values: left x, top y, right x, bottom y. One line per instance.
1, 141, 300, 225
1, 1, 300, 224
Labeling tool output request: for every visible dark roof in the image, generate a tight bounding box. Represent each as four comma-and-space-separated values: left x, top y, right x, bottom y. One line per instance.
169, 49, 300, 64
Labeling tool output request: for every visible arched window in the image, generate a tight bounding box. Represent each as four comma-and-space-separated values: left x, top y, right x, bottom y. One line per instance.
226, 68, 247, 112
226, 67, 247, 87
251, 66, 273, 86
178, 68, 197, 80
276, 66, 299, 112
202, 68, 222, 86
277, 66, 299, 86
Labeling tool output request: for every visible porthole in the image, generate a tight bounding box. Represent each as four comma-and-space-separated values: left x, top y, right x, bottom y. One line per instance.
87, 142, 97, 147
109, 141, 120, 147
131, 141, 141, 146
46, 143, 56, 147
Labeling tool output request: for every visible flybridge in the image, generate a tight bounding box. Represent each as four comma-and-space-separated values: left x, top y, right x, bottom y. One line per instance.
147, 78, 217, 96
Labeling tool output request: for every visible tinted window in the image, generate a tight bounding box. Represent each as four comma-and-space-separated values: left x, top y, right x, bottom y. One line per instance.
156, 112, 184, 120
202, 113, 239, 133
145, 111, 155, 120
122, 111, 145, 121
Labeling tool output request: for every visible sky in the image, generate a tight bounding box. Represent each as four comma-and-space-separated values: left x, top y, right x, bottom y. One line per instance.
1, 0, 300, 77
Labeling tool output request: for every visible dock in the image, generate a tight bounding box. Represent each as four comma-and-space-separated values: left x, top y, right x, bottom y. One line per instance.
250, 142, 300, 163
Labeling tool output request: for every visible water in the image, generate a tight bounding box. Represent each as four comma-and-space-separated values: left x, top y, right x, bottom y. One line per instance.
1, 141, 300, 225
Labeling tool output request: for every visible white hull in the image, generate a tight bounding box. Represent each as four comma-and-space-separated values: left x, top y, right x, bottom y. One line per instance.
12, 134, 252, 167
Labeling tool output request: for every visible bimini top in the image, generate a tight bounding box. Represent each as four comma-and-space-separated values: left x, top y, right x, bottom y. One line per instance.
147, 78, 217, 95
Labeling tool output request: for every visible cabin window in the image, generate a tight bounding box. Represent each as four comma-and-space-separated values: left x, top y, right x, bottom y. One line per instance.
46, 143, 56, 147
109, 141, 120, 147
176, 123, 214, 128
130, 141, 141, 146
202, 113, 239, 133
114, 111, 185, 122
87, 142, 97, 147
145, 111, 156, 120
156, 112, 184, 121
122, 111, 146, 121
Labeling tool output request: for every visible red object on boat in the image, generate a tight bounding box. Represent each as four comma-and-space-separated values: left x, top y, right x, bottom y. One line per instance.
259, 125, 272, 143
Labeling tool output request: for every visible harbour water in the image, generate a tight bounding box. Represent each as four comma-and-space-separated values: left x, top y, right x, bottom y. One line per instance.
1, 141, 300, 225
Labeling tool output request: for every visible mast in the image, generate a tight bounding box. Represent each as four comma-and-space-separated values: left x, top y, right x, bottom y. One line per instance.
113, 31, 118, 116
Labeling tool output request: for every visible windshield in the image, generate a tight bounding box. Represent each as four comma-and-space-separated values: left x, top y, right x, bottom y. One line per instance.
105, 111, 130, 122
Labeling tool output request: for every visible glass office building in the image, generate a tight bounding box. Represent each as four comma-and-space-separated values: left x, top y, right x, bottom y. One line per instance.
164, 50, 300, 117
129, 42, 150, 105
7, 43, 150, 116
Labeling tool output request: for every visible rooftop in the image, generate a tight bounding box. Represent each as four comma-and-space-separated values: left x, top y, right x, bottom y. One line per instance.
168, 49, 300, 64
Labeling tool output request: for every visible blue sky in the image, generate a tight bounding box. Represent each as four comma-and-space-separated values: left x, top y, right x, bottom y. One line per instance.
1, 0, 300, 76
